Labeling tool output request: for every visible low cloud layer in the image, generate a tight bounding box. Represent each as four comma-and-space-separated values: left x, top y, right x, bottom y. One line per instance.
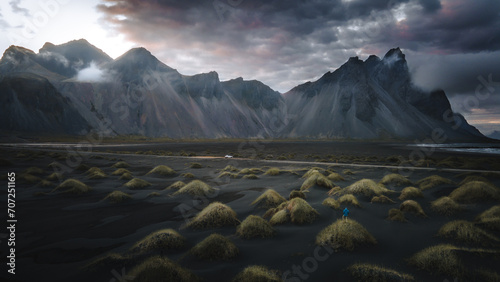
75, 61, 108, 82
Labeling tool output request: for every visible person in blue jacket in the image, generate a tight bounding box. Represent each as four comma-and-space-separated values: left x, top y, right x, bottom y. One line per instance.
343, 207, 350, 221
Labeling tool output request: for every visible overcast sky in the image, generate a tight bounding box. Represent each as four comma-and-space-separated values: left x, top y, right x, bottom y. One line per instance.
0, 0, 499, 135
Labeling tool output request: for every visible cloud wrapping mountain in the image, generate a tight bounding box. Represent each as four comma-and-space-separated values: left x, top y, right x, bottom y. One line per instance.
0, 40, 486, 141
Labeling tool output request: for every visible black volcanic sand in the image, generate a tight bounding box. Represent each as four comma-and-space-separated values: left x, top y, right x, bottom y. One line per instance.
0, 142, 499, 282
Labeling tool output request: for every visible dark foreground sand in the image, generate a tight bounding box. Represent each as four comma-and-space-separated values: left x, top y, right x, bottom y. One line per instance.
0, 142, 499, 282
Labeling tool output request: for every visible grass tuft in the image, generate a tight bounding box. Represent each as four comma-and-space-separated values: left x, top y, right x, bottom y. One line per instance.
181, 173, 195, 178
338, 194, 361, 207
232, 265, 281, 282
25, 167, 44, 175
119, 172, 133, 180
218, 171, 239, 178
131, 229, 185, 254
289, 190, 306, 200
322, 197, 340, 209
190, 233, 239, 261
111, 161, 129, 168
222, 165, 239, 172
459, 175, 491, 186
242, 174, 259, 179
475, 205, 500, 231
380, 173, 412, 187
316, 219, 377, 251
173, 180, 215, 197
286, 198, 319, 224
327, 172, 345, 181
431, 197, 462, 216
438, 220, 500, 246
190, 162, 203, 169
347, 263, 415, 282
129, 256, 198, 282
343, 179, 392, 197
52, 179, 91, 194
239, 168, 264, 174
408, 244, 463, 277
165, 181, 186, 190
449, 181, 500, 203
300, 171, 334, 191
264, 167, 281, 176
269, 209, 289, 225
86, 167, 107, 179
371, 195, 395, 204
124, 178, 152, 190
251, 189, 286, 209
399, 200, 426, 217
399, 187, 423, 201
388, 208, 406, 222
236, 215, 276, 239
416, 175, 453, 190
111, 168, 131, 176
102, 191, 132, 203
46, 172, 64, 181
187, 202, 240, 229
147, 165, 176, 177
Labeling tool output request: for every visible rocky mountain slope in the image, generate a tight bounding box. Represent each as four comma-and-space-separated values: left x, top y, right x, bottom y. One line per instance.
0, 40, 485, 140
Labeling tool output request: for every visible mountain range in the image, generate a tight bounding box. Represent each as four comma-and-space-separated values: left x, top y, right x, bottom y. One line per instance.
0, 39, 486, 141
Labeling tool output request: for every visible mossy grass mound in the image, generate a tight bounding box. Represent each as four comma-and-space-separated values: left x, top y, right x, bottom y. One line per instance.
25, 166, 44, 175
218, 171, 239, 178
399, 200, 426, 217
251, 189, 286, 209
102, 191, 132, 203
129, 256, 199, 282
343, 169, 355, 175
237, 215, 276, 239
147, 165, 176, 177
190, 233, 239, 261
327, 172, 345, 181
343, 179, 392, 197
347, 263, 415, 282
322, 197, 340, 209
181, 173, 195, 178
111, 161, 130, 168
327, 186, 342, 196
239, 168, 263, 174
119, 172, 133, 180
338, 194, 361, 207
408, 244, 463, 277
46, 172, 64, 181
75, 164, 90, 171
286, 198, 319, 224
263, 202, 288, 219
459, 175, 491, 186
289, 190, 306, 200
388, 208, 406, 222
190, 162, 203, 169
431, 197, 463, 216
264, 167, 281, 176
380, 173, 412, 187
399, 187, 423, 201
232, 265, 281, 282
131, 229, 185, 254
371, 195, 395, 204
19, 173, 42, 184
242, 174, 259, 179
438, 220, 500, 246
124, 178, 152, 189
416, 175, 453, 190
222, 165, 239, 172
165, 181, 186, 190
269, 209, 289, 225
300, 171, 334, 191
52, 179, 91, 194
187, 202, 240, 229
47, 161, 62, 169
112, 168, 131, 176
86, 167, 107, 179
316, 219, 377, 251
449, 181, 500, 203
173, 180, 215, 197
302, 168, 325, 178
476, 205, 500, 231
